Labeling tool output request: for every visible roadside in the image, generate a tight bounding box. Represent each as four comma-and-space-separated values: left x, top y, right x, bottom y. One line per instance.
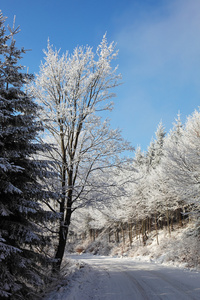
42, 254, 200, 300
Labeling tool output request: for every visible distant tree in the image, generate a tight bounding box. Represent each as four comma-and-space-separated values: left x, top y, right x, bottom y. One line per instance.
160, 113, 185, 217
134, 146, 145, 169
169, 112, 183, 143
154, 121, 166, 165
146, 139, 156, 170
0, 14, 55, 299
152, 112, 200, 233
31, 35, 133, 271
164, 110, 200, 213
131, 123, 166, 243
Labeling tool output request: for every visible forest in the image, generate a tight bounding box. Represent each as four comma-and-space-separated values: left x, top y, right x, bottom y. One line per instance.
0, 10, 200, 299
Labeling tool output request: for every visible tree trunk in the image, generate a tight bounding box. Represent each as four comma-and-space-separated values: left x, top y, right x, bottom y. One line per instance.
53, 198, 72, 270
170, 212, 173, 232
166, 208, 171, 235
135, 218, 138, 239
155, 213, 159, 245
148, 217, 151, 233
115, 224, 120, 243
121, 222, 125, 245
53, 226, 68, 271
53, 162, 73, 272
142, 219, 147, 246
178, 208, 183, 227
108, 227, 112, 243
128, 221, 132, 246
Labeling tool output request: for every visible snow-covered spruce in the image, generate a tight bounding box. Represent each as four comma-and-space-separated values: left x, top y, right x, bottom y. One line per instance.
0, 12, 56, 299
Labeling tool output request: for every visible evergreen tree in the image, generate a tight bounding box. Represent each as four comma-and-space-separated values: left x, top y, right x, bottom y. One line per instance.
146, 139, 156, 170
154, 121, 166, 165
0, 13, 54, 299
145, 122, 166, 170
134, 146, 145, 169
168, 112, 183, 144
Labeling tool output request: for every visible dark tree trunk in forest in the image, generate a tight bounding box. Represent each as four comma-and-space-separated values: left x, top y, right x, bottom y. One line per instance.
135, 218, 139, 240
128, 221, 132, 246
155, 213, 159, 245
115, 225, 120, 243
121, 222, 125, 245
166, 209, 171, 235
54, 206, 72, 269
148, 217, 152, 233
142, 219, 148, 246
54, 226, 68, 271
177, 208, 183, 227
53, 161, 73, 272
108, 227, 112, 243
53, 203, 72, 271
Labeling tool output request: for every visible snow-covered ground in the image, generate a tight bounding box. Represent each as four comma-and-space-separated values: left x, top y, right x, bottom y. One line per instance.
43, 254, 200, 300
67, 224, 200, 271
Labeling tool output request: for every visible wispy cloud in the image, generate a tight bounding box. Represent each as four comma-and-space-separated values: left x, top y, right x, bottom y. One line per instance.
111, 0, 200, 150
116, 0, 200, 82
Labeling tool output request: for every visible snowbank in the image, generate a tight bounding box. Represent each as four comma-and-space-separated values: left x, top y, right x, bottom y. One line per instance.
67, 224, 200, 271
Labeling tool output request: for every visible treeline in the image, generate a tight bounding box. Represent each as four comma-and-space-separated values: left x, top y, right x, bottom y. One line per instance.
70, 114, 200, 254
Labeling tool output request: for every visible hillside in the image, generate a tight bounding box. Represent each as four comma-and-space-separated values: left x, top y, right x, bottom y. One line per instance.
66, 222, 200, 270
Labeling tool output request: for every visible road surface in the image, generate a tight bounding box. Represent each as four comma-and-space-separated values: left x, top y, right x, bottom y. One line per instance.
46, 254, 200, 300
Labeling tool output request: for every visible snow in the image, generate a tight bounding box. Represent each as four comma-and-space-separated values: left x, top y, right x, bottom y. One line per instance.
43, 253, 200, 300
67, 222, 200, 271
38, 218, 200, 299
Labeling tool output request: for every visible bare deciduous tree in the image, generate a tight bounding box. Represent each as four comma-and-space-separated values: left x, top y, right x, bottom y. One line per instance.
31, 34, 133, 270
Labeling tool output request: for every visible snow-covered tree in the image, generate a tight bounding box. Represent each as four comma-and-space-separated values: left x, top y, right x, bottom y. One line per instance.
127, 124, 166, 244
159, 113, 184, 214
169, 112, 183, 143
0, 14, 55, 299
164, 110, 200, 213
152, 111, 200, 236
146, 139, 156, 170
134, 146, 145, 169
31, 35, 133, 270
154, 121, 166, 165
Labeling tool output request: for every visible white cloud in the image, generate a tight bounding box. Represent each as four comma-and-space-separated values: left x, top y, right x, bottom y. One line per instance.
116, 0, 200, 83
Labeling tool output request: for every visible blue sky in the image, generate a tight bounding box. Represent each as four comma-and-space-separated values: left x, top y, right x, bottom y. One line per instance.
1, 0, 200, 153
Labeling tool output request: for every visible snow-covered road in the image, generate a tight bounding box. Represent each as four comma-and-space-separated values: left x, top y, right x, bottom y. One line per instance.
46, 254, 200, 300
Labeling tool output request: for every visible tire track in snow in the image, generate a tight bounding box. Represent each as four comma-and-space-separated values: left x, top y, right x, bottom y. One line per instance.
119, 269, 163, 300
48, 255, 200, 300
147, 270, 199, 300
119, 263, 199, 300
